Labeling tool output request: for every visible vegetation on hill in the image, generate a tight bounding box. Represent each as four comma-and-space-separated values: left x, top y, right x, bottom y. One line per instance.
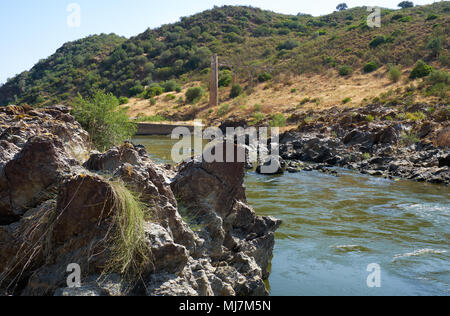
0, 34, 125, 106
0, 2, 449, 108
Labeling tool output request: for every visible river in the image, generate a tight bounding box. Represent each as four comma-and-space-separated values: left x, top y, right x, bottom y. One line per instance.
133, 135, 450, 296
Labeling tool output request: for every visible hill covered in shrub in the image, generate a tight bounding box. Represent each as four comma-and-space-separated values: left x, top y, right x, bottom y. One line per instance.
0, 2, 449, 106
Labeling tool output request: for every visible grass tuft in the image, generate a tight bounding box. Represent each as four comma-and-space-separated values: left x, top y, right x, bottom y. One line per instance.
103, 179, 153, 280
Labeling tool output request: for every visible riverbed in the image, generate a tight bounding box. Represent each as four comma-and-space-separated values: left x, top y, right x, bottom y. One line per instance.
133, 135, 450, 296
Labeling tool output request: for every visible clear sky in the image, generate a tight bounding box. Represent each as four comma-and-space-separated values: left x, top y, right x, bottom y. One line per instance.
0, 0, 441, 84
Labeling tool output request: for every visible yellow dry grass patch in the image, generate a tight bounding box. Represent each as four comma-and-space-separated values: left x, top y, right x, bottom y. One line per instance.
123, 66, 440, 127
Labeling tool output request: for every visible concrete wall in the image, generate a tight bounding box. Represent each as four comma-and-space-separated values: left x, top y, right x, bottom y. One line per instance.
136, 123, 195, 136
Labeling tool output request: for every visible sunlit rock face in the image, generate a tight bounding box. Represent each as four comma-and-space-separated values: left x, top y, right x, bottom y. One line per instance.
0, 106, 280, 296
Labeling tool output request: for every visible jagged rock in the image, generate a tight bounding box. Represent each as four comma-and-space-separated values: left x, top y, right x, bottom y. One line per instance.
5, 136, 70, 216
279, 103, 449, 185
171, 142, 281, 287
0, 106, 281, 296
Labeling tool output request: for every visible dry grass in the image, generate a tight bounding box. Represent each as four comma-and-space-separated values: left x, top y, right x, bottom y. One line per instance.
123, 64, 447, 127
102, 179, 154, 280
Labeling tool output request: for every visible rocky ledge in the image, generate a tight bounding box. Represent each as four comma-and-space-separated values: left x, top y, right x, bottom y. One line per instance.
278, 103, 449, 185
0, 105, 281, 296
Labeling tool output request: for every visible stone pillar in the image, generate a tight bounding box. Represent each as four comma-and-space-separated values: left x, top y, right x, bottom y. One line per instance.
209, 54, 219, 107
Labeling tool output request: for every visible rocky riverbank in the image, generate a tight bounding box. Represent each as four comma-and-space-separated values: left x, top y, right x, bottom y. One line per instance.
277, 102, 449, 185
0, 105, 280, 296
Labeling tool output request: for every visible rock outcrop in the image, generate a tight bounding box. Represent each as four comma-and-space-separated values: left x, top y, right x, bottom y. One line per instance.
278, 103, 449, 185
0, 105, 280, 296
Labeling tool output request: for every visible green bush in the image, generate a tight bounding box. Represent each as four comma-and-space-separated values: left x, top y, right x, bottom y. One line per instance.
426, 14, 438, 21
426, 70, 450, 97
410, 60, 433, 79
269, 114, 286, 127
218, 70, 233, 87
277, 39, 299, 50
217, 104, 230, 116
145, 85, 164, 98
426, 37, 442, 58
399, 16, 412, 22
339, 65, 352, 76
258, 72, 273, 82
342, 97, 352, 104
369, 35, 387, 48
363, 61, 379, 73
129, 84, 144, 97
119, 97, 129, 105
230, 84, 243, 98
162, 80, 181, 92
388, 66, 402, 82
72, 91, 136, 151
185, 86, 205, 103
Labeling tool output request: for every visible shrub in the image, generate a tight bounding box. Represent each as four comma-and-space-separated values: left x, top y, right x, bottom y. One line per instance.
72, 91, 136, 151
129, 84, 144, 97
254, 104, 262, 112
426, 70, 450, 97
258, 72, 273, 82
119, 97, 129, 105
391, 14, 404, 21
277, 39, 299, 50
399, 16, 412, 22
339, 65, 352, 76
269, 114, 286, 127
150, 98, 157, 106
230, 84, 243, 98
185, 86, 205, 103
388, 66, 402, 82
400, 132, 420, 145
426, 37, 443, 58
218, 70, 233, 87
404, 111, 426, 122
299, 98, 311, 105
364, 61, 379, 73
145, 85, 164, 98
342, 97, 352, 104
410, 60, 433, 79
162, 80, 181, 92
250, 112, 266, 126
426, 14, 438, 21
369, 35, 386, 48
135, 114, 166, 122
217, 104, 230, 116
366, 114, 375, 122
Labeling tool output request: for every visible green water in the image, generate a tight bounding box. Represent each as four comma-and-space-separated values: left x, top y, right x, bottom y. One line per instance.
133, 136, 450, 296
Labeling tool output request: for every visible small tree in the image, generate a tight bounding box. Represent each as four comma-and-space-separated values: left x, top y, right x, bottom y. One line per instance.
410, 60, 433, 79
389, 66, 402, 83
427, 37, 443, 59
398, 1, 414, 9
336, 3, 348, 11
185, 87, 205, 103
72, 91, 137, 151
230, 84, 243, 98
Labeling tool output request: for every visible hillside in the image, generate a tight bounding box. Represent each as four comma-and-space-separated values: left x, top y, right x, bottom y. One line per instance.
0, 3, 449, 120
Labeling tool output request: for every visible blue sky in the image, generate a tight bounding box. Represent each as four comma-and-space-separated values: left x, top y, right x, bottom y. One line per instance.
0, 0, 440, 84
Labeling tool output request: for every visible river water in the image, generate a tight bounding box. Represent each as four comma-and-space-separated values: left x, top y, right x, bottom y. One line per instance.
133, 136, 450, 296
